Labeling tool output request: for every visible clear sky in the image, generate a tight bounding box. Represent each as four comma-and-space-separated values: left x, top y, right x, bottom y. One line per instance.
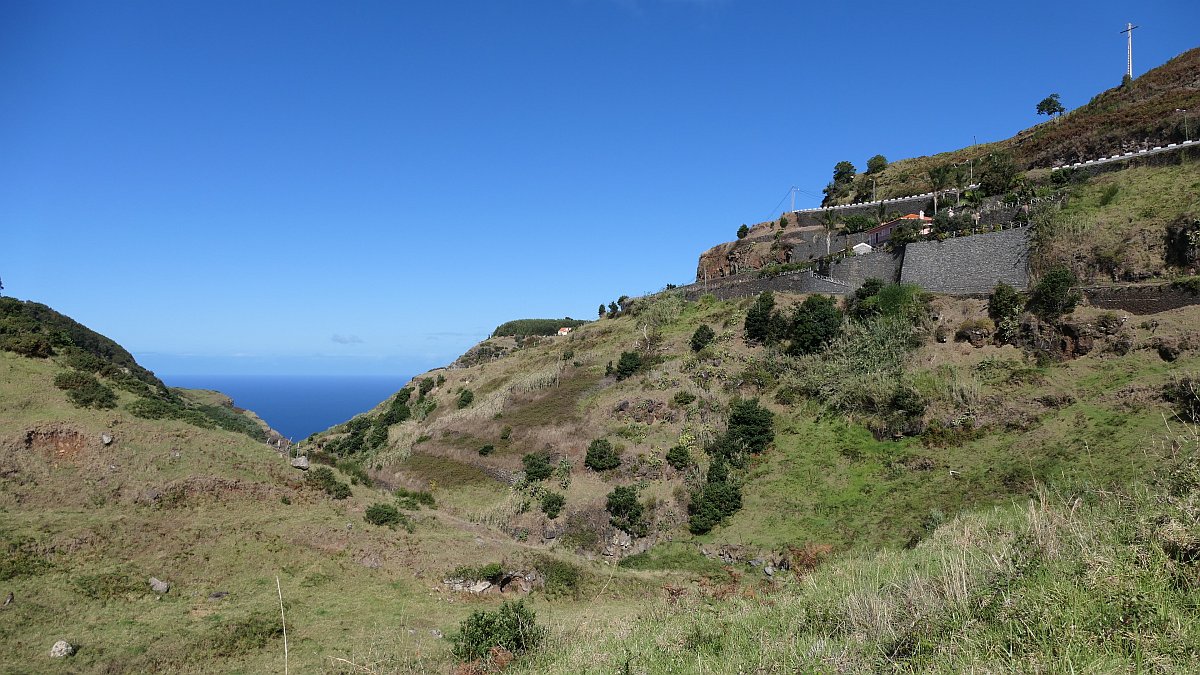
3, 1, 1197, 376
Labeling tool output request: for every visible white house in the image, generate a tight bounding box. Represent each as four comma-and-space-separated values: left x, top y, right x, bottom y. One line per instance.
852, 242, 874, 255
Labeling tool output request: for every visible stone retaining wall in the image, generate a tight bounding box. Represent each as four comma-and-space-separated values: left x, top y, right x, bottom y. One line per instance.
900, 228, 1031, 293
1081, 284, 1200, 315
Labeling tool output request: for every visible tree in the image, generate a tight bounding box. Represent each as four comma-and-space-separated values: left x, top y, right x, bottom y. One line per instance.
866, 154, 888, 174
736, 224, 749, 239
1027, 267, 1081, 320
615, 351, 642, 380
665, 444, 691, 470
598, 303, 606, 318
778, 214, 788, 229
522, 452, 553, 482
833, 161, 856, 183
725, 398, 775, 455
606, 485, 646, 537
452, 600, 544, 662
457, 389, 474, 409
820, 209, 840, 256
822, 161, 858, 206
1036, 93, 1066, 118
744, 291, 776, 343
926, 164, 955, 215
783, 295, 843, 356
690, 324, 715, 352
979, 152, 1022, 197
584, 439, 621, 471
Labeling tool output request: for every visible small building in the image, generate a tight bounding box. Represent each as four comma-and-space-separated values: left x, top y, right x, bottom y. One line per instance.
557, 327, 573, 336
851, 242, 874, 256
864, 212, 934, 247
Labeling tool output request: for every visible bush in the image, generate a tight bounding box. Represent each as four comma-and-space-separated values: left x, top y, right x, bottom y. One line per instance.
522, 452, 553, 482
394, 487, 435, 509
336, 460, 371, 486
306, 467, 351, 499
672, 391, 696, 406
478, 444, 494, 456
744, 291, 776, 343
584, 439, 621, 471
688, 474, 742, 535
1028, 266, 1080, 320
665, 444, 692, 471
458, 389, 475, 409
690, 324, 715, 352
615, 351, 643, 380
605, 485, 646, 537
364, 503, 405, 527
783, 295, 843, 356
452, 600, 544, 662
1164, 375, 1200, 423
736, 224, 749, 239
540, 492, 565, 519
726, 398, 774, 455
988, 282, 1024, 341
54, 369, 117, 409
537, 555, 582, 599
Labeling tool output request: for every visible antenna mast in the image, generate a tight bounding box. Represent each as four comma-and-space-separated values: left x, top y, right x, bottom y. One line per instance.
1120, 22, 1138, 79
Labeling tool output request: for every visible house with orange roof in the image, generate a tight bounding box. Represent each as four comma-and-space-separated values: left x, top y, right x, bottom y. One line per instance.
864, 212, 933, 247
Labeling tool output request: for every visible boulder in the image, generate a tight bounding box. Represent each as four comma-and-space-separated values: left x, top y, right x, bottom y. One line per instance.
49, 640, 74, 658
100, 433, 113, 446
290, 456, 310, 471
149, 577, 170, 594
467, 580, 492, 594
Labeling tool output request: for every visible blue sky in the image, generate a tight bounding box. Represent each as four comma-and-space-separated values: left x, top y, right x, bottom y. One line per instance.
3, 0, 1197, 376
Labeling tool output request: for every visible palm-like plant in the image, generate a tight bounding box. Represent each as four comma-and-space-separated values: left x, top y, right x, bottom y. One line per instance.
926, 165, 954, 215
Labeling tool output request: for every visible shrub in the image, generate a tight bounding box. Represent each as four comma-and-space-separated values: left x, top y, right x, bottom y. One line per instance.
988, 282, 1024, 342
492, 318, 589, 338
665, 444, 692, 471
540, 492, 565, 519
725, 398, 774, 455
1028, 266, 1080, 320
336, 460, 371, 486
54, 370, 96, 390
537, 555, 582, 598
1164, 375, 1200, 423
522, 452, 553, 482
605, 485, 646, 537
364, 503, 405, 527
205, 612, 283, 656
306, 467, 351, 499
688, 475, 742, 535
457, 389, 475, 409
690, 324, 715, 352
584, 439, 621, 471
500, 425, 512, 441
452, 600, 544, 662
672, 391, 696, 406
615, 351, 643, 380
395, 487, 435, 509
68, 380, 117, 409
736, 224, 749, 239
744, 291, 776, 343
478, 444, 494, 456
783, 295, 843, 356
418, 378, 436, 398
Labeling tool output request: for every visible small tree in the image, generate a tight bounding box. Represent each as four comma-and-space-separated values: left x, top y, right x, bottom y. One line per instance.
778, 214, 788, 229
615, 351, 642, 380
784, 295, 843, 356
736, 224, 749, 239
665, 444, 692, 471
690, 324, 715, 352
522, 452, 553, 482
744, 291, 776, 344
598, 303, 606, 318
1027, 267, 1080, 320
726, 398, 775, 455
988, 282, 1024, 342
364, 503, 404, 527
605, 485, 646, 537
540, 492, 565, 519
584, 439, 621, 471
452, 600, 544, 662
457, 389, 474, 409
866, 154, 888, 174
1036, 93, 1066, 118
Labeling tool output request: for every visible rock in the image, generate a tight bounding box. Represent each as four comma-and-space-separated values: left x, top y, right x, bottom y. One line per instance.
430, 629, 444, 639
141, 488, 162, 504
764, 565, 776, 577
467, 580, 492, 594
1155, 338, 1181, 362
149, 577, 170, 594
49, 640, 74, 658
100, 433, 113, 446
615, 400, 630, 412
208, 591, 228, 600
749, 559, 763, 567
290, 456, 310, 471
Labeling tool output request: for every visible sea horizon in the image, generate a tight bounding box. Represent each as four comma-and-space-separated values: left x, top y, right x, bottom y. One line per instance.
162, 373, 411, 441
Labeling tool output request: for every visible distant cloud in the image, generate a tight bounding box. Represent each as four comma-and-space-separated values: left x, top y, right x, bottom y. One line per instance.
331, 334, 364, 345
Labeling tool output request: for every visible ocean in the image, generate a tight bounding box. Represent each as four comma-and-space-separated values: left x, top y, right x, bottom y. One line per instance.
163, 375, 409, 441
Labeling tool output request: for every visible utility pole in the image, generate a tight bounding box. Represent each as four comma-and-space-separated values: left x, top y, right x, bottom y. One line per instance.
1121, 22, 1138, 79
1178, 109, 1191, 142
